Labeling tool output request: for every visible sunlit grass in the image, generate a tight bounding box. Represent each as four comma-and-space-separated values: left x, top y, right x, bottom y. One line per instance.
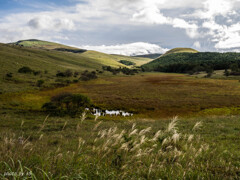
0, 113, 239, 179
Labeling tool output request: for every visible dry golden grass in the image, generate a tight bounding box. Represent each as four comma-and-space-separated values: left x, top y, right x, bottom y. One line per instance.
0, 113, 239, 179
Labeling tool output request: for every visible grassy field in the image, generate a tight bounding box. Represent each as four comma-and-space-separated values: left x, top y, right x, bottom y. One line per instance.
2, 73, 240, 118
1, 41, 240, 179
0, 110, 239, 179
1, 72, 240, 179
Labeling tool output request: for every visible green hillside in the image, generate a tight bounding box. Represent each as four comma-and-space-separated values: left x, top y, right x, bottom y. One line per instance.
11, 39, 80, 50
11, 39, 151, 66
142, 51, 240, 73
0, 40, 152, 92
112, 54, 152, 66
163, 48, 198, 56
0, 43, 123, 92
133, 53, 162, 59
1, 43, 125, 73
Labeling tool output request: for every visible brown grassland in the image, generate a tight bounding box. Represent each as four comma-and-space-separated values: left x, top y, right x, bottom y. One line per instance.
2, 72, 240, 118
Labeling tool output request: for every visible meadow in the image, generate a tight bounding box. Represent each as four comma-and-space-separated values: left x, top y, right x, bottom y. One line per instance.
1, 41, 240, 179
1, 71, 240, 179
0, 110, 240, 179
2, 72, 240, 118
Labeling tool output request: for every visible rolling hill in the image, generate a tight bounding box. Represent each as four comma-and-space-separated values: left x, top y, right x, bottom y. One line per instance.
11, 39, 151, 67
163, 48, 198, 56
0, 40, 152, 92
142, 48, 240, 73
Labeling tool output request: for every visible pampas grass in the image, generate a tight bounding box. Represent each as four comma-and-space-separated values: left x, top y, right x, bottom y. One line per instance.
0, 114, 238, 179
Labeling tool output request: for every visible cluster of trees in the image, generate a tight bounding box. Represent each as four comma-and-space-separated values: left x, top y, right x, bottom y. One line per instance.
56, 70, 74, 77
80, 70, 98, 81
42, 92, 91, 116
54, 48, 87, 54
56, 69, 98, 81
18, 66, 42, 76
142, 52, 240, 74
17, 66, 45, 87
223, 63, 240, 76
102, 66, 140, 75
119, 60, 136, 66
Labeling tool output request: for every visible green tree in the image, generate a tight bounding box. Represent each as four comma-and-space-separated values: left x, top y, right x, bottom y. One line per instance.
224, 69, 230, 76
230, 63, 239, 72
42, 93, 91, 116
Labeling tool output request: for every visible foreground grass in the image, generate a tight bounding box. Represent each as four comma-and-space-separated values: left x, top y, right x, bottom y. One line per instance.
0, 111, 239, 179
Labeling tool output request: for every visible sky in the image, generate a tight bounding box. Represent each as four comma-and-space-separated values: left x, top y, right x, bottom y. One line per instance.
1, 0, 240, 55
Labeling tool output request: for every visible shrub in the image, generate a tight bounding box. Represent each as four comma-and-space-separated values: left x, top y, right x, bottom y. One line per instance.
65, 80, 71, 84
5, 73, 13, 78
41, 102, 58, 113
18, 66, 33, 74
119, 60, 136, 66
80, 71, 98, 81
224, 69, 230, 76
74, 72, 79, 77
64, 70, 73, 77
36, 80, 44, 87
33, 71, 41, 76
205, 72, 212, 78
56, 70, 73, 77
56, 71, 66, 77
42, 92, 91, 116
102, 66, 139, 76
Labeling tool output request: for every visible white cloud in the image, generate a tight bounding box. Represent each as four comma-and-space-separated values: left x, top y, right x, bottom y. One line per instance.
214, 23, 240, 49
131, 6, 199, 38
193, 41, 201, 49
185, 0, 240, 50
132, 5, 170, 25
0, 0, 203, 43
80, 42, 169, 56
192, 0, 234, 19
28, 16, 75, 31
1, 0, 240, 51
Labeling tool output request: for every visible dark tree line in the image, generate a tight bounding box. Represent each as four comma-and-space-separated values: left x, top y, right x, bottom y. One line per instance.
102, 66, 140, 75
119, 60, 136, 66
142, 52, 240, 74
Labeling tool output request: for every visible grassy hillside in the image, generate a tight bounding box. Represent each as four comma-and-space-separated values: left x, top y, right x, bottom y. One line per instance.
112, 54, 152, 66
0, 42, 127, 92
11, 39, 152, 67
163, 47, 198, 56
0, 40, 152, 92
11, 39, 81, 50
